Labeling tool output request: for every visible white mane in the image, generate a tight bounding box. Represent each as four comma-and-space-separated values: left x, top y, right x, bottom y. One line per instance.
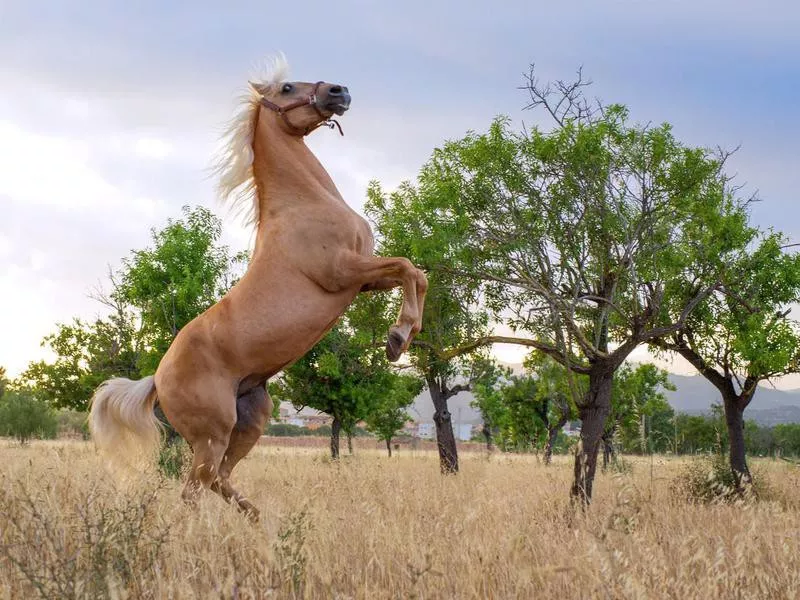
212, 53, 290, 228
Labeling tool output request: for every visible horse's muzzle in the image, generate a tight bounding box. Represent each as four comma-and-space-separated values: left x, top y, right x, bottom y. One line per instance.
322, 85, 351, 115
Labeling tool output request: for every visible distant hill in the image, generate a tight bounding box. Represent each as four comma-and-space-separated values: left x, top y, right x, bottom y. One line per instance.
664, 373, 800, 425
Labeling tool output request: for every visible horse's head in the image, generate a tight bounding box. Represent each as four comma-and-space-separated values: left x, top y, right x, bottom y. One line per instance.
252, 79, 351, 137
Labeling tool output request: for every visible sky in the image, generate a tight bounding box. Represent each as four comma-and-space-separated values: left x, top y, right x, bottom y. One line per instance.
1, 1, 799, 386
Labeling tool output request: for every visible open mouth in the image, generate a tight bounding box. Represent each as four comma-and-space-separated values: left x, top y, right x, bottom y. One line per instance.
328, 102, 349, 116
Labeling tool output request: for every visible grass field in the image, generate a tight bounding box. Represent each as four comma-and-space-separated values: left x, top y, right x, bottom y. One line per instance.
1, 440, 799, 599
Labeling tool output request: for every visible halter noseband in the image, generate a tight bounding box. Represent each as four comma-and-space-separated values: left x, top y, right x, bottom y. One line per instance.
259, 81, 344, 137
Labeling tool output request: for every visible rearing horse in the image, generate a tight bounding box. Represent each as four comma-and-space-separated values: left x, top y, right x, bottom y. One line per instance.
89, 55, 428, 520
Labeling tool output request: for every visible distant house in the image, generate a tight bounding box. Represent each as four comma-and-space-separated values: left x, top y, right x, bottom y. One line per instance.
456, 423, 473, 441
417, 423, 435, 439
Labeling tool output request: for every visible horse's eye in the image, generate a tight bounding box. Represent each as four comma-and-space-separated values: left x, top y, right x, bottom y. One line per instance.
281, 83, 293, 94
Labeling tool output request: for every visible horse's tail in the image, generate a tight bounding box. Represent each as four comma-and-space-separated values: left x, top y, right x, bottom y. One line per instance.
89, 376, 162, 468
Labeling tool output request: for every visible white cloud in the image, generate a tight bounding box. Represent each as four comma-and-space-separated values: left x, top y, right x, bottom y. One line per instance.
134, 137, 173, 160
0, 121, 122, 210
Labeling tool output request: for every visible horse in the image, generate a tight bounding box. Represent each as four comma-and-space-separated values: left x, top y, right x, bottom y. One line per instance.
89, 55, 428, 520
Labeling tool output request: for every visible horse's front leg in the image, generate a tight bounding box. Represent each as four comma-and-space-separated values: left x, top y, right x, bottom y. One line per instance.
333, 253, 428, 361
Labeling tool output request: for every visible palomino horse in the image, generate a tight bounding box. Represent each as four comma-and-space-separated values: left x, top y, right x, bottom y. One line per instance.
89, 55, 428, 520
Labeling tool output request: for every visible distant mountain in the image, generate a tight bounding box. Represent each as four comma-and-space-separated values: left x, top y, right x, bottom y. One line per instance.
665, 373, 800, 414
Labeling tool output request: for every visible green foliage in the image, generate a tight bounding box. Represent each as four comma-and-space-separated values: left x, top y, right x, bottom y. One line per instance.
0, 389, 58, 443
19, 314, 140, 410
116, 205, 243, 374
56, 410, 90, 440
0, 366, 8, 398
408, 103, 750, 372
157, 438, 191, 480
472, 357, 576, 452
270, 296, 419, 447
364, 375, 423, 444
674, 453, 772, 504
19, 206, 245, 410
772, 423, 800, 456
609, 363, 676, 453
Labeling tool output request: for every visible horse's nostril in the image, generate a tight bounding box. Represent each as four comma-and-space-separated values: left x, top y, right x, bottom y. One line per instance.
329, 85, 343, 96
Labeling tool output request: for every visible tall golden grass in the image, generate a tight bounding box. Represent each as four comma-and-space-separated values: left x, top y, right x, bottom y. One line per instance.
1, 440, 799, 599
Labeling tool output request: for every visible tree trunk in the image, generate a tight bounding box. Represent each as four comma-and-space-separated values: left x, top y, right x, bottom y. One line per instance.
386, 438, 392, 457
544, 414, 568, 465
330, 416, 341, 460
723, 393, 752, 488
428, 378, 458, 474
347, 431, 353, 455
601, 430, 615, 470
482, 422, 494, 452
571, 371, 613, 505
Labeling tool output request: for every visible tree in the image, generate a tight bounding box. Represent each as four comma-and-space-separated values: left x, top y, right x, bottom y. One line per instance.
652, 232, 800, 488
0, 389, 58, 444
526, 355, 576, 464
270, 295, 404, 459
397, 69, 753, 502
116, 205, 245, 374
603, 363, 675, 463
365, 182, 491, 474
0, 366, 8, 398
364, 375, 423, 456
19, 315, 140, 410
18, 206, 244, 411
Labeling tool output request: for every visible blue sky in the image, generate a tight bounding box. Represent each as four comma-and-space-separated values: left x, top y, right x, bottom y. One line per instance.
1, 1, 799, 381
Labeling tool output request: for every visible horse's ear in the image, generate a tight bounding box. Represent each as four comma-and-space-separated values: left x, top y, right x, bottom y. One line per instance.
249, 81, 269, 96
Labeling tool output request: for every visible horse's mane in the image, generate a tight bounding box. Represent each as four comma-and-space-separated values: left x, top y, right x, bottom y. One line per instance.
213, 53, 290, 229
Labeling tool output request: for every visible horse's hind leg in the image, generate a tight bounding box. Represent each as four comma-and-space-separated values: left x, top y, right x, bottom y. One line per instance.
159, 382, 237, 508
210, 385, 272, 520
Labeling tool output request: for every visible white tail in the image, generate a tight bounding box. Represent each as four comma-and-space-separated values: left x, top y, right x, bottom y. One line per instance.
89, 376, 162, 468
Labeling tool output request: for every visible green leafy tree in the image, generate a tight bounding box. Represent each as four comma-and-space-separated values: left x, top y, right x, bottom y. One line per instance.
270, 296, 405, 459
0, 366, 8, 398
652, 232, 800, 487
394, 69, 753, 502
365, 182, 491, 474
365, 374, 423, 456
603, 363, 675, 462
18, 206, 244, 412
19, 313, 140, 410
774, 424, 800, 456
0, 389, 58, 444
526, 355, 577, 463
116, 205, 244, 374
673, 413, 722, 454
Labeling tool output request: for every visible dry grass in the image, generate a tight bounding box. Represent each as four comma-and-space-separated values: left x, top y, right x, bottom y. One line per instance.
1, 440, 800, 599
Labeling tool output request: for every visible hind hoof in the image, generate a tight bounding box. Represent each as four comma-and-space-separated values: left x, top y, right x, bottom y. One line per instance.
386, 330, 405, 362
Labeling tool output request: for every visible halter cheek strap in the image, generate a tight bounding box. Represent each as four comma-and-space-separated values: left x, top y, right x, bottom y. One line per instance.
259, 81, 344, 137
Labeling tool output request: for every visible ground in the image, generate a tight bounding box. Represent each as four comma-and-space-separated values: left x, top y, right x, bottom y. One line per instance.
1, 440, 799, 599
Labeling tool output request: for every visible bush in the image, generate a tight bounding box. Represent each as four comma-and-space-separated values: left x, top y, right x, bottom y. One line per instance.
57, 410, 90, 439
158, 438, 192, 480
673, 453, 772, 504
0, 390, 58, 443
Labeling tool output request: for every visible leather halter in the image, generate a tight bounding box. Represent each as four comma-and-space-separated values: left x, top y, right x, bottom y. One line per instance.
259, 81, 344, 137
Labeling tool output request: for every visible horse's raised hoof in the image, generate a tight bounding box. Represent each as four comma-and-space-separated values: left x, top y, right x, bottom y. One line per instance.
386, 330, 405, 362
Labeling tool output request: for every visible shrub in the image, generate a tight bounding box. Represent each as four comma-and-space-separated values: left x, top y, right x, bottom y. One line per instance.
0, 478, 170, 598
157, 438, 191, 480
672, 453, 772, 504
0, 390, 58, 444
57, 410, 90, 440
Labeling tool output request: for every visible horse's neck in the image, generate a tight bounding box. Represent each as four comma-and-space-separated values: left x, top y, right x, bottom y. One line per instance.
254, 133, 342, 214
251, 127, 345, 255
